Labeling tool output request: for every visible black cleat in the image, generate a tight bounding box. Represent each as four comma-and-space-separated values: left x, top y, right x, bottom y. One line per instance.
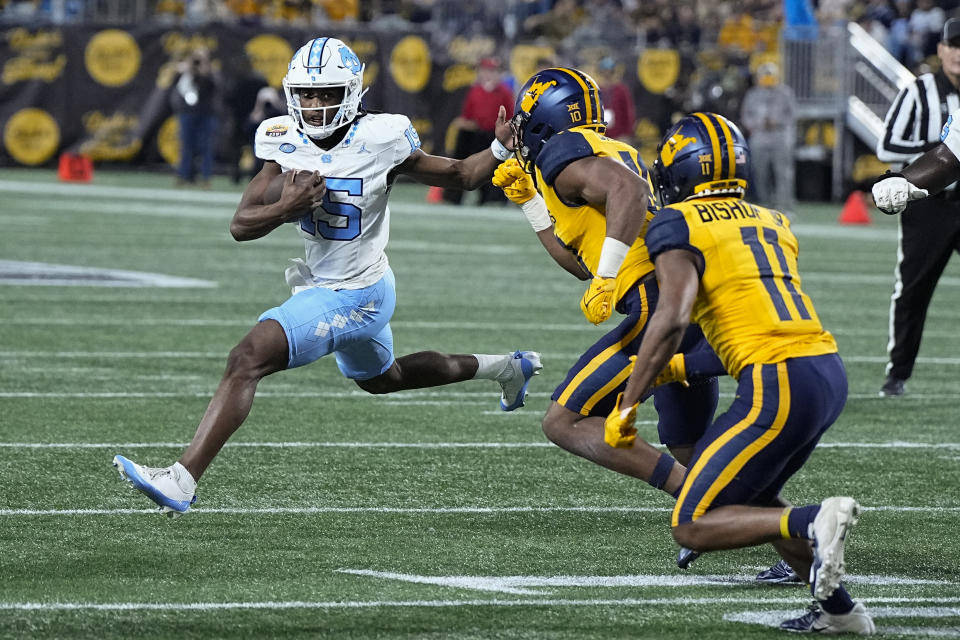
676, 547, 701, 569
879, 375, 905, 397
780, 601, 876, 634
756, 559, 803, 585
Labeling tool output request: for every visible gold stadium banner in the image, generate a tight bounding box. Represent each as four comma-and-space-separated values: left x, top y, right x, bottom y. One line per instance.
637, 49, 680, 95
0, 24, 681, 170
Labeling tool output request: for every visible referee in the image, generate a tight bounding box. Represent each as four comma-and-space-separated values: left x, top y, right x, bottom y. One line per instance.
876, 18, 960, 397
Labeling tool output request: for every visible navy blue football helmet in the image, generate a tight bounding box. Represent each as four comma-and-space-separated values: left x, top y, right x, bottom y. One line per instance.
511, 67, 605, 172
653, 112, 750, 206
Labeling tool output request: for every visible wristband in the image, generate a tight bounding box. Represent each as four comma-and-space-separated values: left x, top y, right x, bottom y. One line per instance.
596, 237, 631, 278
520, 194, 552, 232
490, 138, 511, 161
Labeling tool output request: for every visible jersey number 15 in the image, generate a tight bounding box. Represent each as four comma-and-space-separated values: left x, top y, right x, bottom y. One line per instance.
299, 177, 363, 241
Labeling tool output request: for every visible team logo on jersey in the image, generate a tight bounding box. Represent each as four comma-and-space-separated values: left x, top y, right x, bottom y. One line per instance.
660, 133, 697, 167
339, 45, 362, 75
266, 124, 288, 137
279, 143, 296, 153
321, 154, 332, 163
520, 78, 558, 113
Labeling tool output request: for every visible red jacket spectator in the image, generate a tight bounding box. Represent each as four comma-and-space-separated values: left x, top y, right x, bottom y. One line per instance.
458, 60, 515, 132
596, 57, 636, 141
444, 58, 514, 205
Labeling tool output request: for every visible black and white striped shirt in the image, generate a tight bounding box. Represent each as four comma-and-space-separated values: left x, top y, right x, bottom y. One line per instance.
878, 71, 960, 163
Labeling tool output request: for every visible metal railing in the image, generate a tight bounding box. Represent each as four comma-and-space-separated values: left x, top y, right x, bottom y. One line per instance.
783, 21, 915, 198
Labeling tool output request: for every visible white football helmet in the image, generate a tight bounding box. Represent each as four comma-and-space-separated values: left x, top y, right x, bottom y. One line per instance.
283, 37, 367, 139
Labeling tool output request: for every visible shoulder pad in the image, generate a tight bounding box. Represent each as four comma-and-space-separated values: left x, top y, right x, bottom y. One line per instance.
350, 113, 410, 144
536, 130, 596, 185
254, 116, 303, 162
646, 208, 703, 275
351, 113, 421, 164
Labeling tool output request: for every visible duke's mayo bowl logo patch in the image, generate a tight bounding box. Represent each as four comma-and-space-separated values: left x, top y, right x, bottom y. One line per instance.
266, 124, 288, 137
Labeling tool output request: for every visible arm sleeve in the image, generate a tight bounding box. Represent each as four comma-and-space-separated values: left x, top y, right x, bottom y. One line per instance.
877, 79, 934, 162
646, 208, 704, 277
391, 116, 422, 167
536, 131, 596, 185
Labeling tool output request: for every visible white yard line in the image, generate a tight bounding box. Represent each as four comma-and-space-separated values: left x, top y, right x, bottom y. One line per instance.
1, 505, 958, 517
0, 440, 957, 450
336, 569, 952, 595
726, 607, 960, 629
2, 390, 959, 401
0, 506, 675, 516
0, 595, 958, 612
5, 350, 960, 366
0, 390, 549, 402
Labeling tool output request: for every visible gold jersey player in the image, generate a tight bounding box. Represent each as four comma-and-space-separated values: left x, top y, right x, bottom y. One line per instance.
492, 68, 724, 506
606, 112, 875, 634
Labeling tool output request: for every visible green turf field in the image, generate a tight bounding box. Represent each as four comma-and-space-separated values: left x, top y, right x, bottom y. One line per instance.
0, 169, 958, 638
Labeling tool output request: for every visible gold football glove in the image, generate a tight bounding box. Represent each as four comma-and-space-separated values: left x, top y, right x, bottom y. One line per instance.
580, 276, 617, 324
604, 392, 638, 448
492, 158, 537, 205
654, 353, 689, 388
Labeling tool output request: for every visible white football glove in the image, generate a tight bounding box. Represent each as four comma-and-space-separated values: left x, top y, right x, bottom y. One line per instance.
871, 174, 929, 215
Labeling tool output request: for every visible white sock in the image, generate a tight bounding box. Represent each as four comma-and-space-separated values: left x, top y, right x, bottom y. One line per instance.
473, 353, 512, 381
173, 462, 197, 493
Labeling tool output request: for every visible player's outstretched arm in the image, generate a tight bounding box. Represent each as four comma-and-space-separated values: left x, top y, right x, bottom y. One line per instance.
901, 144, 960, 195
230, 162, 325, 241
874, 109, 960, 214
397, 105, 514, 189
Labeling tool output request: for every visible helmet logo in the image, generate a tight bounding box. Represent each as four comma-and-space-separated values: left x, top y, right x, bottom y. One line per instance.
339, 45, 362, 75
520, 78, 558, 113
660, 133, 697, 167
566, 102, 582, 123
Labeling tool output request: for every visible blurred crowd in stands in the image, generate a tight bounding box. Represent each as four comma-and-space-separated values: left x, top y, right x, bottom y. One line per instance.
4, 0, 960, 192
0, 0, 960, 67
5, 1, 958, 73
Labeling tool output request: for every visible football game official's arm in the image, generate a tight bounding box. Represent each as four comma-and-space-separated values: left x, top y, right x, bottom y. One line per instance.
620, 250, 700, 407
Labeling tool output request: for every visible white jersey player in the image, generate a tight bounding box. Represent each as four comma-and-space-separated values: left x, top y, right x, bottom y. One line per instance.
873, 107, 960, 214
253, 110, 417, 290
113, 37, 542, 516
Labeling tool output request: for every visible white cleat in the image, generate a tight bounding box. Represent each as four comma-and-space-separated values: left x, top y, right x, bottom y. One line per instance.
811, 496, 861, 600
780, 601, 875, 634
113, 455, 196, 518
498, 350, 542, 411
